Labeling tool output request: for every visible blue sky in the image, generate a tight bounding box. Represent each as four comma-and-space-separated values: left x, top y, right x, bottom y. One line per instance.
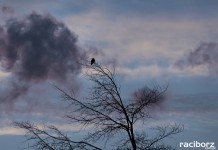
0, 0, 218, 149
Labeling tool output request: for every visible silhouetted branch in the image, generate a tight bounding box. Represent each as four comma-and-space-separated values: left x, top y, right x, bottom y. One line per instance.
14, 63, 183, 150
13, 121, 102, 150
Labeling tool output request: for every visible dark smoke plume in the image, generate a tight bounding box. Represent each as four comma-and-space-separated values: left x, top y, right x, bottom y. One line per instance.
0, 12, 82, 81
1, 6, 14, 14
175, 42, 218, 75
0, 13, 85, 107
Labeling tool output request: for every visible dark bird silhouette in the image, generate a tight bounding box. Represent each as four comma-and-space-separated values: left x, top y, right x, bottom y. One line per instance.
91, 58, 95, 65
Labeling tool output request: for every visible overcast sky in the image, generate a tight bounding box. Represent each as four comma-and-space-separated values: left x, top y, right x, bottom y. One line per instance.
0, 0, 218, 149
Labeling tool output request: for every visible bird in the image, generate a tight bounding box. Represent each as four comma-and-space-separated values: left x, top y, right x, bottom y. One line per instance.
91, 58, 95, 65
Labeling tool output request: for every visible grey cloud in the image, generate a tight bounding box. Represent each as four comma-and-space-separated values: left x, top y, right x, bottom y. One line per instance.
0, 12, 86, 112
1, 12, 82, 82
1, 6, 14, 14
175, 42, 218, 76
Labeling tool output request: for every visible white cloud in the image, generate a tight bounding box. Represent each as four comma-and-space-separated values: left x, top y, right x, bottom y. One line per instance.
116, 65, 164, 80
0, 122, 92, 135
0, 71, 9, 78
64, 10, 218, 66
115, 63, 210, 80
0, 127, 25, 135
169, 64, 210, 77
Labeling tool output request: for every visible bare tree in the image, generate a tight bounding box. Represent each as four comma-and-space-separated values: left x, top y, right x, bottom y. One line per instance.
14, 63, 183, 150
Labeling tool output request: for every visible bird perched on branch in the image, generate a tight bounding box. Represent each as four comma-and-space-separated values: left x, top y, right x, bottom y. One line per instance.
91, 58, 95, 65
